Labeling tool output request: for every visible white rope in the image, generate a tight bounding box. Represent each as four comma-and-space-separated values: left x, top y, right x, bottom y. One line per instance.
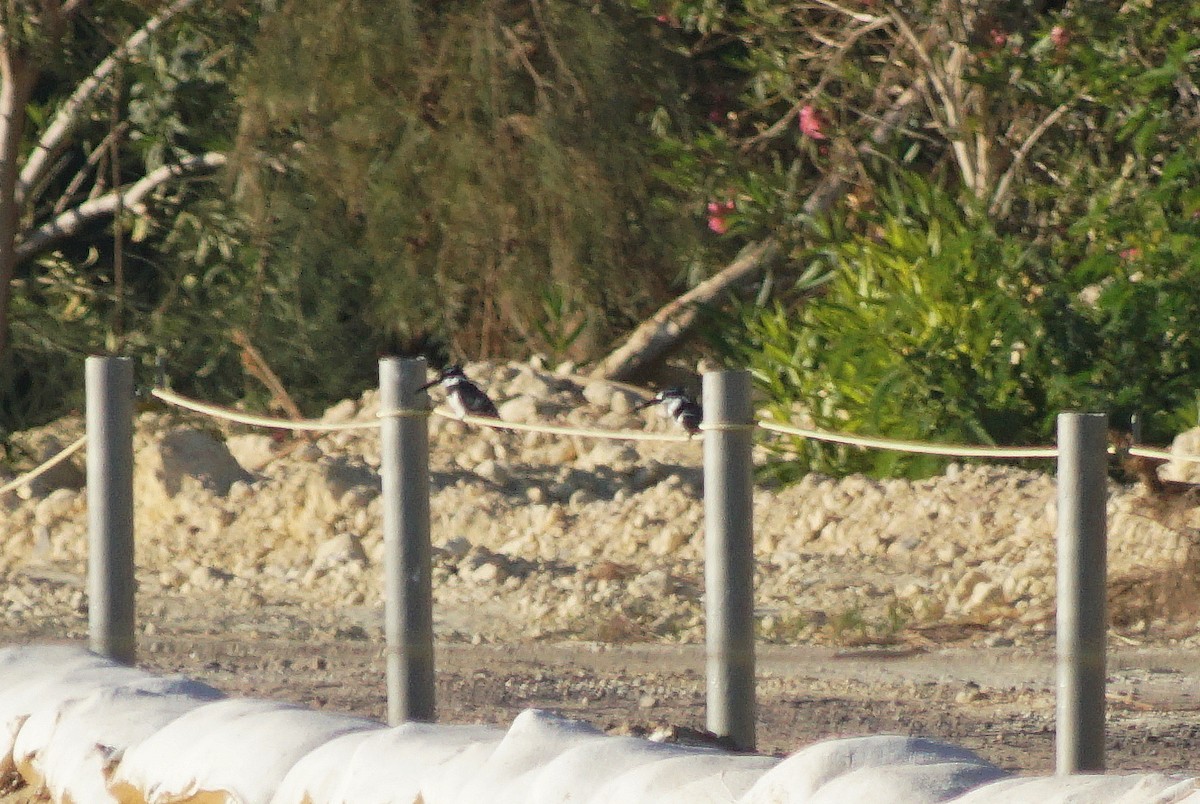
155, 388, 696, 442
1127, 445, 1200, 465
698, 422, 757, 433
757, 419, 1060, 459
152, 385, 1200, 464
151, 388, 382, 431
430, 408, 699, 442
0, 435, 87, 496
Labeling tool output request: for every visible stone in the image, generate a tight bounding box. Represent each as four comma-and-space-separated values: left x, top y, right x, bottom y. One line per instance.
474, 459, 509, 485
137, 428, 254, 499
498, 395, 539, 423
310, 533, 368, 575
19, 436, 85, 498
33, 488, 80, 527
582, 381, 614, 408
321, 398, 358, 423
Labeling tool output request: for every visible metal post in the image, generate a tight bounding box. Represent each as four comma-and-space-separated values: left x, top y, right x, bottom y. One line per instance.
86, 356, 136, 664
1056, 412, 1108, 774
381, 357, 435, 724
703, 370, 756, 751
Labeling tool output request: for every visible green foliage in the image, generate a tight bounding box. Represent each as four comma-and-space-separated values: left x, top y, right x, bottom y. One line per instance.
1, 2, 255, 431
6, 0, 1200, 465
235, 0, 694, 365
713, 177, 1048, 479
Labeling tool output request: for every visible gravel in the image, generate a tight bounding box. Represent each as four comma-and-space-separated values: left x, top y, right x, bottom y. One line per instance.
2, 357, 1199, 650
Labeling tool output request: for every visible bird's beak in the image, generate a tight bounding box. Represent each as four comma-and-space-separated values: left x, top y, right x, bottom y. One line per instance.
416, 378, 438, 392
634, 398, 656, 411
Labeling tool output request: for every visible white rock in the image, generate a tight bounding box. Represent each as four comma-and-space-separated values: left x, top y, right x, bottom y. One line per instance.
136, 427, 253, 498
33, 488, 79, 527
320, 398, 358, 423
582, 381, 614, 408
498, 395, 540, 423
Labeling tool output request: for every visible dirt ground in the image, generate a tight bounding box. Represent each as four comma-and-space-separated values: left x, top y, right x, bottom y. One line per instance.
4, 593, 1200, 789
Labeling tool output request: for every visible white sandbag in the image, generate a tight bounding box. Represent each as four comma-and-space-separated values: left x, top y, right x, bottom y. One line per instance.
0, 643, 113, 688
275, 722, 505, 804
15, 674, 223, 804
108, 697, 382, 804
451, 709, 612, 804
949, 772, 1200, 803
270, 728, 379, 804
806, 761, 1009, 804
409, 731, 507, 803
739, 734, 1002, 803
665, 763, 778, 804
0, 644, 149, 777
593, 750, 778, 803
524, 733, 707, 803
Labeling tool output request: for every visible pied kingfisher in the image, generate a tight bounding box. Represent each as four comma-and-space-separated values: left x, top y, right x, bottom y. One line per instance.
637, 387, 703, 436
418, 365, 500, 419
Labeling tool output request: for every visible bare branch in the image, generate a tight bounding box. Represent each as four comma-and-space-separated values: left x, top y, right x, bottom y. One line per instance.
47, 120, 129, 213
17, 0, 203, 206
15, 151, 225, 262
988, 100, 1071, 217
889, 9, 977, 193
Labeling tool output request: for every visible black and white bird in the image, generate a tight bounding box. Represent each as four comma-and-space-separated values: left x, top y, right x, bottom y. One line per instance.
636, 387, 703, 436
418, 364, 500, 419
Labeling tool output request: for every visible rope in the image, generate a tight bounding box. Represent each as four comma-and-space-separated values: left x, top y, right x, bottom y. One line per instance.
151, 386, 1200, 463
151, 388, 382, 431
698, 422, 757, 433
757, 419, 1060, 459
155, 388, 696, 442
430, 408, 699, 443
0, 435, 87, 496
1128, 444, 1200, 465
377, 408, 431, 419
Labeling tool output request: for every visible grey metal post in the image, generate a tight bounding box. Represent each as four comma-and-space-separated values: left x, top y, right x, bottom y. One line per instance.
703, 370, 756, 751
1056, 412, 1108, 774
381, 357, 435, 724
86, 356, 136, 664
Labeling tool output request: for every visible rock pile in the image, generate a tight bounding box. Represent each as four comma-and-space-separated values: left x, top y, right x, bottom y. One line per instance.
2, 359, 1199, 647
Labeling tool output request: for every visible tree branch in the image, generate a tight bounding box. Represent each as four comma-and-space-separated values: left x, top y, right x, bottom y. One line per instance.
988, 100, 1071, 217
592, 76, 927, 382
16, 0, 203, 206
589, 239, 781, 382
15, 151, 226, 262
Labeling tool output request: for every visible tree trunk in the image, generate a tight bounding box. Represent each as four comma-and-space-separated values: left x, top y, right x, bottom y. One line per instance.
589, 239, 780, 383
0, 52, 36, 360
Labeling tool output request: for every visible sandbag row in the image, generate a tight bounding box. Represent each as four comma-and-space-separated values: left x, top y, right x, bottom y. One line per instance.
0, 643, 1196, 803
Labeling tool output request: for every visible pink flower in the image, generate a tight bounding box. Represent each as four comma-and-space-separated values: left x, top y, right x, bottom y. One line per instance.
1050, 25, 1069, 50
707, 200, 736, 234
798, 105, 827, 140
990, 28, 1008, 48
1119, 247, 1141, 262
